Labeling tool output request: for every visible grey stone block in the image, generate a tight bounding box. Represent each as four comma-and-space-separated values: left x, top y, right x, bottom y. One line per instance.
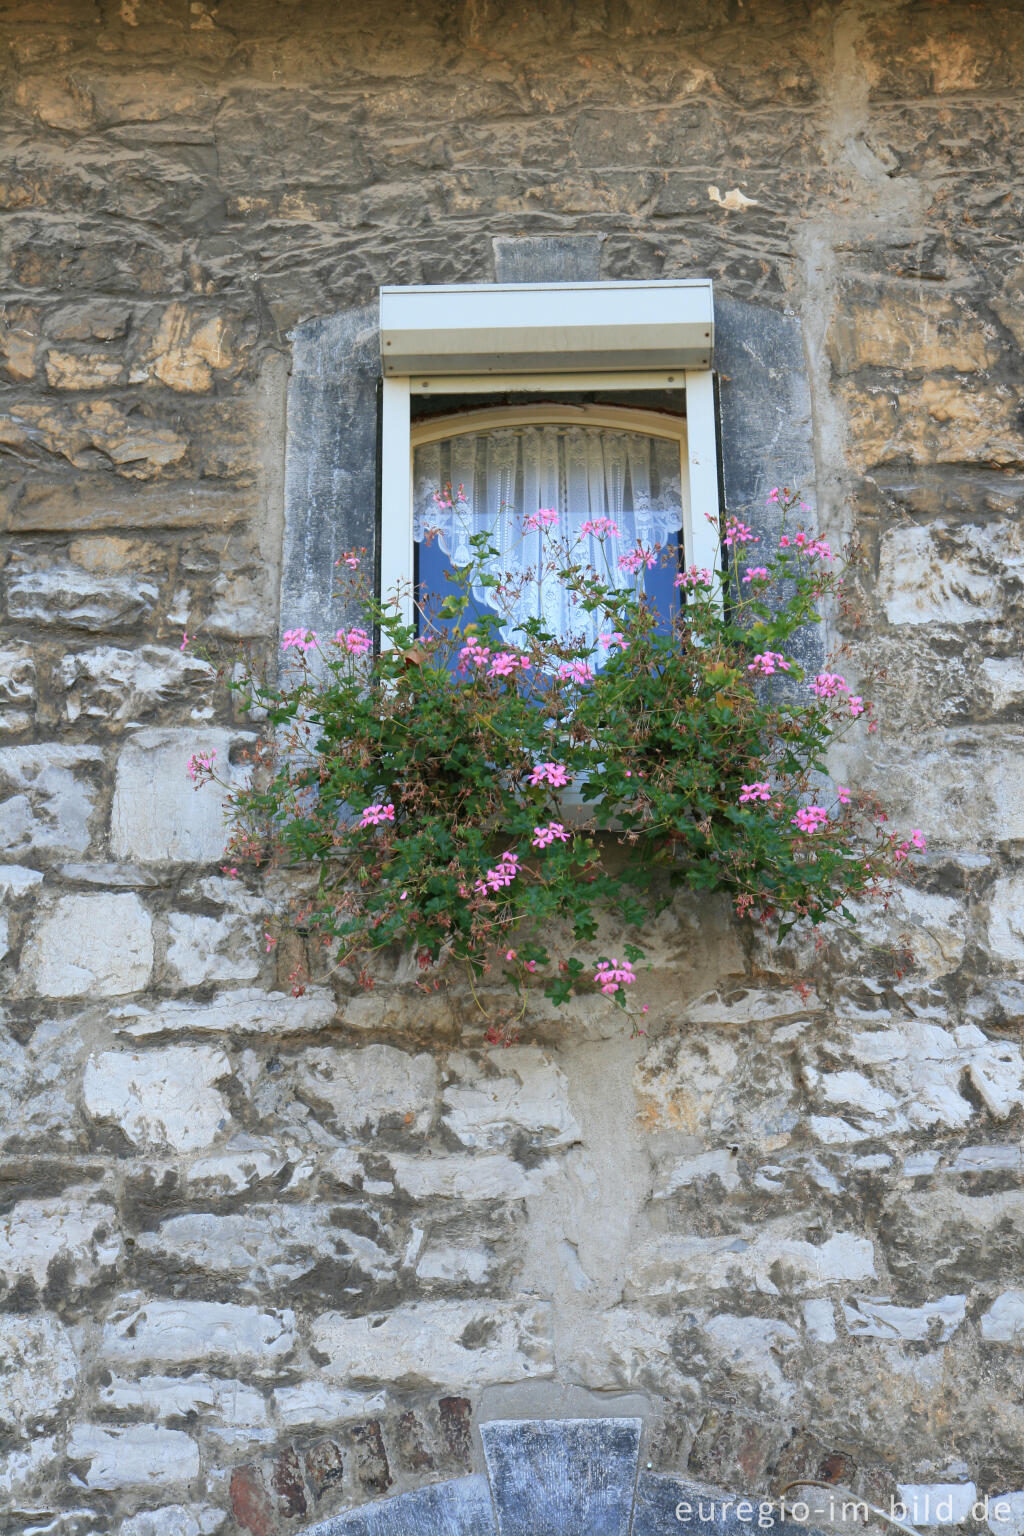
493, 236, 605, 284
482, 1417, 641, 1536
299, 1474, 497, 1536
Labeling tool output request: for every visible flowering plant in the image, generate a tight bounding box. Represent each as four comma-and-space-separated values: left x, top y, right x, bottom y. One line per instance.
210, 486, 922, 1032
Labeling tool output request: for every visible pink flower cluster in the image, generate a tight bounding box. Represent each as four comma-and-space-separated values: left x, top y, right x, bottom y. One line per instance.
457, 636, 490, 673
558, 660, 593, 685
742, 566, 769, 583
792, 805, 829, 834
186, 749, 216, 784
579, 517, 621, 539
532, 821, 569, 848
457, 635, 529, 679
475, 850, 520, 895
894, 829, 927, 863
675, 565, 713, 589
359, 802, 395, 828
724, 516, 758, 547
618, 546, 657, 575
780, 530, 833, 561
747, 651, 790, 676
812, 672, 849, 700
524, 507, 558, 531
594, 957, 637, 996
599, 631, 628, 652
332, 627, 371, 655
488, 651, 531, 679
836, 784, 852, 806
529, 762, 569, 788
739, 781, 771, 803
282, 628, 318, 653
338, 551, 360, 570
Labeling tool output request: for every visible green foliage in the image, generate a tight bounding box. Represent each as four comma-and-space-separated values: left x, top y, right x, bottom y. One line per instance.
214, 488, 921, 1030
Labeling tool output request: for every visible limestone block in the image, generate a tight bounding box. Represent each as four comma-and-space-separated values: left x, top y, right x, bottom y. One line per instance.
120, 1507, 226, 1536
0, 743, 102, 857
164, 910, 261, 986
416, 1245, 494, 1284
848, 730, 1024, 846
137, 1206, 395, 1283
0, 1188, 122, 1289
111, 727, 252, 863
100, 1373, 268, 1427
387, 1151, 540, 1201
829, 283, 999, 375
802, 1298, 837, 1343
980, 1292, 1024, 1344
272, 1383, 387, 1428
0, 645, 36, 733
0, 399, 187, 479
634, 1035, 741, 1135
442, 1048, 580, 1150
653, 1149, 742, 1198
296, 1043, 437, 1136
845, 379, 1024, 469
0, 1015, 87, 1149
981, 658, 1024, 711
130, 302, 245, 392
987, 875, 1024, 966
83, 1044, 232, 1151
57, 645, 215, 724
5, 560, 160, 630
21, 892, 153, 997
67, 1424, 200, 1490
115, 986, 337, 1038
842, 1294, 966, 1342
876, 521, 1021, 626
311, 1299, 554, 1388
0, 1314, 79, 1435
625, 1229, 875, 1298
701, 1313, 799, 1403
185, 1136, 295, 1195
103, 1297, 296, 1364
0, 1436, 58, 1500
44, 349, 125, 389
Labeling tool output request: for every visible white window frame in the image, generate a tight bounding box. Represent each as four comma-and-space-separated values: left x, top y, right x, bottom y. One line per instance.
379, 280, 719, 629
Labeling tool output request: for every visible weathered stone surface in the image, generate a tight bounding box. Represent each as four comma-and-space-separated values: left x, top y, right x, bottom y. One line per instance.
300, 1474, 496, 1536
842, 1294, 966, 1343
83, 1044, 232, 1151
0, 643, 36, 732
0, 1314, 79, 1435
111, 728, 252, 863
0, 1436, 59, 1500
0, 1188, 122, 1290
627, 1228, 875, 1299
311, 1301, 554, 1388
388, 1152, 540, 1201
0, 743, 101, 857
980, 1292, 1024, 1345
100, 1373, 268, 1427
0, 399, 188, 478
5, 557, 160, 629
829, 282, 999, 374
845, 379, 1024, 469
482, 1418, 640, 1536
137, 1206, 395, 1283
273, 1383, 387, 1429
119, 1506, 226, 1536
297, 1044, 437, 1136
103, 1297, 295, 1364
68, 1423, 200, 1489
21, 891, 153, 996
114, 986, 338, 1037
897, 1485, 977, 1527
987, 876, 1024, 967
876, 520, 1022, 626
164, 909, 262, 986
58, 645, 215, 724
442, 1049, 581, 1150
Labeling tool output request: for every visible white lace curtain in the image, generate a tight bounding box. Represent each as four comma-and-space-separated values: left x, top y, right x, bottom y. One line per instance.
413, 424, 684, 656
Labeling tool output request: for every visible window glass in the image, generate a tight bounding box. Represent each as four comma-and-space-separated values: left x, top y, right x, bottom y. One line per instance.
413, 421, 683, 665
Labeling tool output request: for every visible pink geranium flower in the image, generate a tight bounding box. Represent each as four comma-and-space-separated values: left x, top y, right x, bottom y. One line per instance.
739, 781, 771, 803
529, 762, 569, 788
593, 957, 637, 996
532, 821, 569, 849
359, 802, 395, 829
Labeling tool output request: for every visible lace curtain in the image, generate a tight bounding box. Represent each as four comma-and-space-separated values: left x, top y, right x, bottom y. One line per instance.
413, 424, 683, 656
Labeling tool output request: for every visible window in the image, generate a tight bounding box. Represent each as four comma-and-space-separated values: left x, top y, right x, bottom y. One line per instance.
378, 280, 719, 642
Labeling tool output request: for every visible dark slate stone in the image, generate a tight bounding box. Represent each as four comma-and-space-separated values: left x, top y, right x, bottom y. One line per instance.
281, 303, 379, 640
632, 1471, 831, 1536
493, 235, 606, 283
298, 1473, 497, 1536
482, 1417, 641, 1536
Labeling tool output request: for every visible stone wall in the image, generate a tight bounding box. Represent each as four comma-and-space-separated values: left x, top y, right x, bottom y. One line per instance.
1, 1, 1023, 1533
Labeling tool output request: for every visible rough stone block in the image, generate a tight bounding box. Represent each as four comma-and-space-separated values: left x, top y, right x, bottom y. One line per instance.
103, 1297, 296, 1364
876, 521, 1018, 626
164, 910, 262, 986
842, 1294, 966, 1342
296, 1044, 437, 1136
311, 1299, 553, 1388
625, 1230, 875, 1298
0, 1187, 122, 1290
987, 876, 1024, 966
897, 1485, 977, 1527
119, 1506, 226, 1536
67, 1423, 200, 1490
57, 644, 215, 724
0, 1436, 59, 1501
387, 1152, 540, 1201
100, 1372, 268, 1428
0, 742, 102, 857
981, 1292, 1024, 1344
111, 727, 252, 863
0, 644, 36, 733
5, 557, 160, 629
442, 1048, 580, 1150
83, 1043, 232, 1151
482, 1418, 640, 1536
115, 986, 337, 1038
0, 1314, 78, 1435
0, 398, 188, 479
829, 282, 999, 375
20, 892, 153, 996
300, 1473, 497, 1536
274, 1383, 386, 1429
137, 1205, 394, 1283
